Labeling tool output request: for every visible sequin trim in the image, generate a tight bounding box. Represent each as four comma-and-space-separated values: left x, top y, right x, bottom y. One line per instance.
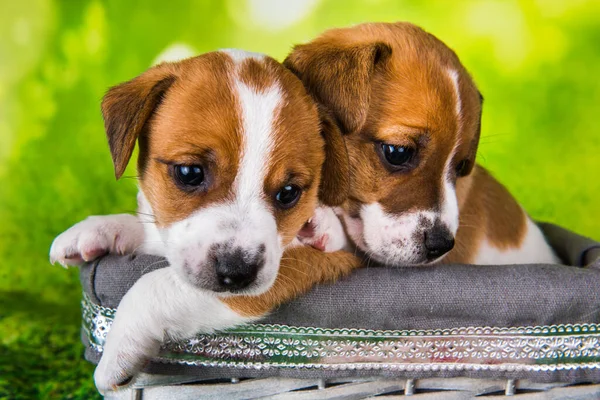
82, 293, 600, 371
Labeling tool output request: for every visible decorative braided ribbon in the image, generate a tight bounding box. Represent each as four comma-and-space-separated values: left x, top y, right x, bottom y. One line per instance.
82, 293, 600, 372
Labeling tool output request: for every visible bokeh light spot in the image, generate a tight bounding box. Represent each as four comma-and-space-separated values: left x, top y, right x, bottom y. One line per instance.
152, 43, 198, 66
229, 0, 321, 32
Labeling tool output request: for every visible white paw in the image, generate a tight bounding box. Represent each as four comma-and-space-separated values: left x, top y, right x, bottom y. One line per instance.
94, 334, 159, 394
297, 206, 348, 252
49, 214, 143, 267
93, 267, 256, 394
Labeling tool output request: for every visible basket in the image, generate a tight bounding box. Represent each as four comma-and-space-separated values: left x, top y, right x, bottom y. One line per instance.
80, 223, 600, 399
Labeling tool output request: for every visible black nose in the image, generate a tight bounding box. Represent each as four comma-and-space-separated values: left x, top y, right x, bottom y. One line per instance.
214, 247, 264, 291
424, 225, 455, 260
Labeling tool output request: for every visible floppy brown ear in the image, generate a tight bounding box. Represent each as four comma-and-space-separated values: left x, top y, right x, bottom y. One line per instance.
284, 41, 391, 135
101, 66, 177, 179
317, 107, 350, 207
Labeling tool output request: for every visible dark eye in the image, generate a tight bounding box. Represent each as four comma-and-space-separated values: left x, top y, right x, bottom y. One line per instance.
455, 159, 470, 177
275, 184, 302, 209
174, 165, 204, 188
381, 143, 415, 167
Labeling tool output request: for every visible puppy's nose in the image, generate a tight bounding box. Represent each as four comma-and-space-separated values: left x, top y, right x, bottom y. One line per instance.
424, 224, 455, 260
214, 247, 264, 291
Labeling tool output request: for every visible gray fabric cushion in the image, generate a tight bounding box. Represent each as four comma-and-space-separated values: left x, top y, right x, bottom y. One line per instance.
81, 222, 600, 330
80, 223, 600, 383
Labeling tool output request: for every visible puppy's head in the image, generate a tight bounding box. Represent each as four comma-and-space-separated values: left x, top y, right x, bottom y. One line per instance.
285, 22, 483, 265
102, 50, 347, 294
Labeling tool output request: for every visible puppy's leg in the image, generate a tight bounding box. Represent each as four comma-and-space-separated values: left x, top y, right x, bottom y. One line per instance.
50, 191, 164, 267
49, 214, 145, 267
94, 247, 361, 393
297, 206, 351, 252
93, 267, 252, 393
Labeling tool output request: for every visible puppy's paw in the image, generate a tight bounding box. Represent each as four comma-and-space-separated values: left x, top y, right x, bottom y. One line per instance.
49, 214, 143, 267
297, 206, 348, 252
94, 336, 158, 394
94, 350, 143, 394
94, 364, 135, 394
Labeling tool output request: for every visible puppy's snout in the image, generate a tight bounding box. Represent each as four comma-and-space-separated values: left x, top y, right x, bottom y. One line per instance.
424, 223, 455, 260
213, 245, 265, 291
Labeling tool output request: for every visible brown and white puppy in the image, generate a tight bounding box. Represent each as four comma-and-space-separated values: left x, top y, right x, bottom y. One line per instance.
286, 22, 559, 265
49, 50, 359, 392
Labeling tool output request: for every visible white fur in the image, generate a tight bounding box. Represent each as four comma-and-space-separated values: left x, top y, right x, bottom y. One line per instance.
438, 69, 462, 239
160, 77, 284, 294
233, 79, 280, 222
440, 140, 460, 237
341, 70, 464, 265
164, 201, 281, 295
447, 68, 462, 133
50, 50, 292, 393
93, 267, 255, 394
135, 191, 166, 256
344, 203, 437, 265
474, 217, 559, 265
49, 214, 145, 267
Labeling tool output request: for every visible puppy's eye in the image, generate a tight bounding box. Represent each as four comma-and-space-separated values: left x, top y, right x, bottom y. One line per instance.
381, 143, 415, 167
174, 165, 204, 188
275, 184, 302, 209
455, 159, 470, 177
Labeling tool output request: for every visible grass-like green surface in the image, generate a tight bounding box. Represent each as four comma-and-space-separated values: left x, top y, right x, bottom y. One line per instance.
1, 1, 599, 398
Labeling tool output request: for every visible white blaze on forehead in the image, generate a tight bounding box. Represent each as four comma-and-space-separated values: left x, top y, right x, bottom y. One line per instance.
219, 49, 282, 209
446, 68, 462, 134
233, 77, 282, 209
442, 68, 463, 237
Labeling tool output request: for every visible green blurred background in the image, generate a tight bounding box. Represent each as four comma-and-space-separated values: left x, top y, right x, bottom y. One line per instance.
1, 0, 598, 398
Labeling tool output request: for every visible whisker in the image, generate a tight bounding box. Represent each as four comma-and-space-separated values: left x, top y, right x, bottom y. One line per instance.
134, 211, 156, 217
281, 262, 313, 276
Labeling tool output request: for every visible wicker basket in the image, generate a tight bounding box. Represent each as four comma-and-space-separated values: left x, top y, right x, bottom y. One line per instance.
80, 223, 600, 399
102, 376, 600, 399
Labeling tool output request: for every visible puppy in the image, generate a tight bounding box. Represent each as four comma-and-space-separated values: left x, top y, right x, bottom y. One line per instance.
50, 50, 359, 392
286, 22, 559, 265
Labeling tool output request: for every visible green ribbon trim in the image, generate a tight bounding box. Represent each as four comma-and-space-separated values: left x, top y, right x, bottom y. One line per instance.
82, 293, 600, 371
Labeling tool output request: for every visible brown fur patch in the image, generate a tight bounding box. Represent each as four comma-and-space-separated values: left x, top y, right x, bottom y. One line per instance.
238, 57, 276, 93
102, 64, 180, 179
317, 107, 351, 206
286, 23, 482, 218
264, 57, 324, 246
286, 23, 513, 264
285, 41, 391, 134
443, 165, 527, 264
103, 51, 354, 320
139, 53, 242, 226
224, 247, 362, 316
108, 52, 325, 233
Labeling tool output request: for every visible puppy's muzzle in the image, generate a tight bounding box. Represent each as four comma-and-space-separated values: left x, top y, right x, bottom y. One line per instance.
210, 243, 266, 292
424, 221, 455, 260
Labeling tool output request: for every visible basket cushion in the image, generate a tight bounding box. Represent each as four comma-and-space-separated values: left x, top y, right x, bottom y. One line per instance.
80, 223, 600, 383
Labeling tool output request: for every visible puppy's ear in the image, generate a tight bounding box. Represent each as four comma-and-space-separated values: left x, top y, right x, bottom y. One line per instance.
284, 41, 391, 134
102, 66, 177, 179
318, 107, 350, 206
